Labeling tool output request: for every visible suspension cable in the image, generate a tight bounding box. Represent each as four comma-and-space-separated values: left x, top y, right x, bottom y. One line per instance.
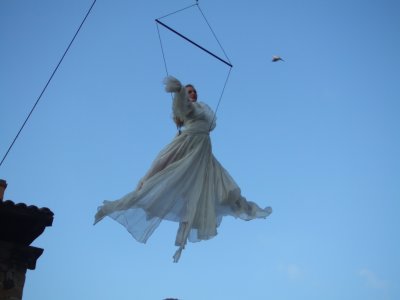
0, 0, 97, 168
209, 67, 232, 131
196, 5, 231, 65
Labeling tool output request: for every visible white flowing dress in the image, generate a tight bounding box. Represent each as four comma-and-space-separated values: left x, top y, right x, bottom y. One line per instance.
94, 76, 272, 262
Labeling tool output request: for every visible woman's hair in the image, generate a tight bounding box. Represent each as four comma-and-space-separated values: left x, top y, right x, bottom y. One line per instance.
185, 84, 197, 94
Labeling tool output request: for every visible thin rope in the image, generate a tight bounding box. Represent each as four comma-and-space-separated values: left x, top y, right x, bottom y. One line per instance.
156, 22, 174, 110
157, 3, 197, 20
209, 66, 232, 131
156, 22, 169, 76
0, 0, 97, 168
196, 5, 231, 65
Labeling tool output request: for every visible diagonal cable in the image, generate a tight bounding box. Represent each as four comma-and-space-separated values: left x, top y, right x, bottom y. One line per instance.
157, 3, 197, 20
0, 0, 97, 168
196, 4, 231, 65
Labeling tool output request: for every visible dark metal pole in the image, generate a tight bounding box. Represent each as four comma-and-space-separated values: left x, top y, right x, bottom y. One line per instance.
155, 19, 233, 68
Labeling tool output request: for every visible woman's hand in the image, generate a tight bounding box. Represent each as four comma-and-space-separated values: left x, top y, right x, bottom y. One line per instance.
164, 76, 182, 93
173, 116, 184, 127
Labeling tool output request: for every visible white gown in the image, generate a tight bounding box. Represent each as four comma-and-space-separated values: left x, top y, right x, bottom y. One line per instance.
94, 76, 272, 262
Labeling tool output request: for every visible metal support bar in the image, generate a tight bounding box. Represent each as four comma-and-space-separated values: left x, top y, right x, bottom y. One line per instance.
155, 19, 233, 68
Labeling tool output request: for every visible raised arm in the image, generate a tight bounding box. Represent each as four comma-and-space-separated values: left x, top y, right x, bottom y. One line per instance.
163, 76, 193, 122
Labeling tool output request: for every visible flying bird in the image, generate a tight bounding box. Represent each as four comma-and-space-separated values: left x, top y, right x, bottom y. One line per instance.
272, 55, 284, 62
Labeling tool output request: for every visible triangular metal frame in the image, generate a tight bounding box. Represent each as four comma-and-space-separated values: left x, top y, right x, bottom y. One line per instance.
155, 3, 233, 71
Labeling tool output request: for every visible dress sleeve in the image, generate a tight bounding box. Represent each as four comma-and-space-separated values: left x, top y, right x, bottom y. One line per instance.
163, 76, 193, 120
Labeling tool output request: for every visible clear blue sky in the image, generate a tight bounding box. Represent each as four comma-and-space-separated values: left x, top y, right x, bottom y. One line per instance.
1, 1, 399, 299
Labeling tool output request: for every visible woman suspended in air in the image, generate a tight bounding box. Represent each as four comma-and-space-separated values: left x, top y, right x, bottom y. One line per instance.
94, 76, 272, 262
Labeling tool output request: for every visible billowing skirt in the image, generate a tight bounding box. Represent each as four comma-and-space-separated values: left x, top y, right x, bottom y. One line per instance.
94, 130, 272, 262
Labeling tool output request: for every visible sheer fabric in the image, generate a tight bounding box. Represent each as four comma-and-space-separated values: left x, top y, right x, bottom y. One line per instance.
94, 76, 272, 262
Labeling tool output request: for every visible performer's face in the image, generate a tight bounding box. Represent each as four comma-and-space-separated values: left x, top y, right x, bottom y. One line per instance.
186, 86, 197, 102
